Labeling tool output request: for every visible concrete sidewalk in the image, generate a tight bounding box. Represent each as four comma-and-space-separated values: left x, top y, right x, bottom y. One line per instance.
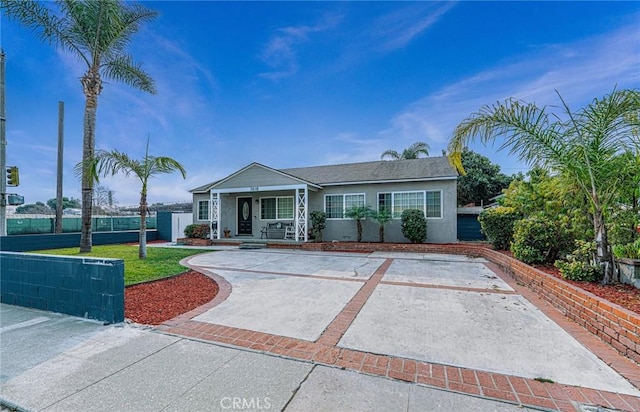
0, 305, 533, 412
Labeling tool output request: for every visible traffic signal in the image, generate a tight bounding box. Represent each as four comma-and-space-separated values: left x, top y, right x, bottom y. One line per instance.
6, 166, 19, 187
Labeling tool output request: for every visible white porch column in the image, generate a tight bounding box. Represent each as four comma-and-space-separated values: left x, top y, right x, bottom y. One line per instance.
296, 187, 308, 242
210, 191, 220, 240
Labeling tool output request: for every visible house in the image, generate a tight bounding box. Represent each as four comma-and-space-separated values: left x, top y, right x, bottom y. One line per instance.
189, 157, 458, 243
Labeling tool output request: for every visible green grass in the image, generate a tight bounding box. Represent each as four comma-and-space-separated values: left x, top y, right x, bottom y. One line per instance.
31, 245, 209, 285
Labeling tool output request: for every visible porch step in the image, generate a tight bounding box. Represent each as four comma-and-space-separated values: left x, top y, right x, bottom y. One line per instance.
238, 242, 267, 250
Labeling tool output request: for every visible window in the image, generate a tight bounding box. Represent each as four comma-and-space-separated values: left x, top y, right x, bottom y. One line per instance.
378, 193, 391, 213
325, 194, 365, 219
380, 190, 442, 219
260, 196, 294, 220
425, 191, 442, 218
198, 200, 209, 221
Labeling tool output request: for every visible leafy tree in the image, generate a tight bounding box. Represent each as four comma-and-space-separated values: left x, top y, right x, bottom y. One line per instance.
371, 208, 392, 243
448, 89, 640, 283
477, 206, 521, 250
381, 141, 430, 160
16, 202, 52, 214
46, 197, 81, 211
2, 0, 158, 253
457, 149, 513, 206
84, 138, 186, 259
344, 205, 373, 242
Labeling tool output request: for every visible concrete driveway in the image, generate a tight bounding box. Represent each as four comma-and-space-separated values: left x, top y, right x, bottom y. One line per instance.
182, 249, 640, 401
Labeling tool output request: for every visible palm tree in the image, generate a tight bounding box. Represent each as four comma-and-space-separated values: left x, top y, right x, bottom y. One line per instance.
381, 141, 430, 160
447, 88, 640, 283
344, 205, 374, 242
2, 0, 158, 253
371, 208, 392, 243
85, 138, 186, 259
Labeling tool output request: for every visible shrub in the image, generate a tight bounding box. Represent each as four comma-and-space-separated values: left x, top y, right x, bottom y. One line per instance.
612, 239, 640, 259
555, 240, 599, 282
401, 209, 427, 243
608, 209, 639, 246
511, 214, 574, 265
477, 206, 521, 250
310, 210, 326, 242
184, 223, 210, 239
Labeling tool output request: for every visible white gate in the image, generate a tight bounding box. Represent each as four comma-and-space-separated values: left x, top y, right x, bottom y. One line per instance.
171, 212, 193, 243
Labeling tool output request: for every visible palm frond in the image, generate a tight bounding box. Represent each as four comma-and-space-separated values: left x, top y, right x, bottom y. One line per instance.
102, 55, 156, 93
381, 150, 401, 160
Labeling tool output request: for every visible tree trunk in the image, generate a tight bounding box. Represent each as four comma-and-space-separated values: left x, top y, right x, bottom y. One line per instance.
79, 69, 102, 253
356, 219, 362, 242
594, 210, 616, 284
139, 187, 148, 260
379, 225, 384, 243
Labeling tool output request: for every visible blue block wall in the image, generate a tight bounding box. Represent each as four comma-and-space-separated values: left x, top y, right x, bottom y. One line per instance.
0, 230, 159, 252
0, 252, 125, 323
156, 211, 172, 241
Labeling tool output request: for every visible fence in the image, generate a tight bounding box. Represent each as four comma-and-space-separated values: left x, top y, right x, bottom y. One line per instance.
6, 215, 157, 235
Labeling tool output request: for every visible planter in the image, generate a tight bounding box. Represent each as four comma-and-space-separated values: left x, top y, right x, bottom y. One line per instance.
223, 229, 231, 238
176, 237, 212, 246
617, 258, 640, 288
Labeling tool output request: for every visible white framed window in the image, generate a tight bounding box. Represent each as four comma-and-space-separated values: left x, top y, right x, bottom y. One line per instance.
198, 200, 209, 221
378, 190, 442, 219
324, 193, 365, 219
260, 196, 294, 220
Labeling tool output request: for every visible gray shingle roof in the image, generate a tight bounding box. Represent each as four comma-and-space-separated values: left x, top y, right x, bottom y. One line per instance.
280, 157, 457, 185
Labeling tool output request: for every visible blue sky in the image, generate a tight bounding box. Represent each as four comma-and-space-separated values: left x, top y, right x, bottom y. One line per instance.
2, 1, 639, 206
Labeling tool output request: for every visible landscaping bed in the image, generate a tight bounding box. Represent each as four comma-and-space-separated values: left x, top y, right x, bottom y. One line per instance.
125, 270, 218, 325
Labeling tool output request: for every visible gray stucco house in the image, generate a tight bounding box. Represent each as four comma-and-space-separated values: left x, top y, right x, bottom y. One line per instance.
190, 157, 458, 243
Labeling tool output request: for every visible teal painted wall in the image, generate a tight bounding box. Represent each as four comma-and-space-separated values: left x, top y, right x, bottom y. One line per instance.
0, 252, 125, 323
0, 230, 159, 252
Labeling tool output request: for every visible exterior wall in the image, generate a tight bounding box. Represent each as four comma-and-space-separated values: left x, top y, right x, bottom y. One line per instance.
0, 252, 125, 323
310, 180, 457, 243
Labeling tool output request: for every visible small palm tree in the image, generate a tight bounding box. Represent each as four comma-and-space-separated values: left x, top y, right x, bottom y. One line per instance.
381, 141, 430, 160
371, 208, 392, 243
344, 205, 374, 242
2, 0, 158, 253
83, 138, 186, 259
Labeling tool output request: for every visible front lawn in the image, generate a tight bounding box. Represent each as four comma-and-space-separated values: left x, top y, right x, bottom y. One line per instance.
31, 245, 208, 285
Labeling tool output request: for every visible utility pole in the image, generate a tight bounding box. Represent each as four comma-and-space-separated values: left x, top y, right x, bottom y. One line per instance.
1, 49, 7, 237
55, 101, 64, 233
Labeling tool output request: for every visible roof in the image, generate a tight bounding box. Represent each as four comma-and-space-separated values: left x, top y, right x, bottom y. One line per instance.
190, 157, 457, 192
280, 157, 457, 185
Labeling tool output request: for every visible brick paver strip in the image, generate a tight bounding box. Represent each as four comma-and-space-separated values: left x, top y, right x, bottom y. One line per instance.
157, 254, 640, 412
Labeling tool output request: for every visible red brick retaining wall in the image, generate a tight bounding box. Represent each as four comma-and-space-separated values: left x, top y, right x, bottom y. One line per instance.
270, 241, 640, 364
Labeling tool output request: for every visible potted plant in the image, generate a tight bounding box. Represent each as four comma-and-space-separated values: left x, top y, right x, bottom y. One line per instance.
612, 239, 640, 288
178, 223, 211, 246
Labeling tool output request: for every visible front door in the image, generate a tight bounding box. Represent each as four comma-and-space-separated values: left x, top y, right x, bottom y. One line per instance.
237, 197, 253, 235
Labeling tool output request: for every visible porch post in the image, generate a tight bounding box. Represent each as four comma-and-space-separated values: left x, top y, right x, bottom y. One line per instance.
211, 191, 220, 240
296, 186, 308, 242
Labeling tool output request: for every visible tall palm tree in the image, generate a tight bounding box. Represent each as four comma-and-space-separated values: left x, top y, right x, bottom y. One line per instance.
447, 88, 640, 283
2, 0, 158, 252
381, 141, 430, 160
85, 138, 186, 259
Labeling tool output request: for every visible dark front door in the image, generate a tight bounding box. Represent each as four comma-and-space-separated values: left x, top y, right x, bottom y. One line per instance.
237, 197, 253, 235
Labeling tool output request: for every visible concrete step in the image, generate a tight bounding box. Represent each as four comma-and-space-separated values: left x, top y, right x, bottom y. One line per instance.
238, 243, 267, 250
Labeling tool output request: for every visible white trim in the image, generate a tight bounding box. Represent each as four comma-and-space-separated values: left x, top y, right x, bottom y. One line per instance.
319, 176, 457, 187
324, 193, 366, 220
212, 184, 308, 194
197, 199, 209, 221
202, 163, 322, 192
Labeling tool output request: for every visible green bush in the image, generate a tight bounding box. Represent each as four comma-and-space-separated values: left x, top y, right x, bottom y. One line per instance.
478, 206, 521, 250
612, 239, 640, 259
310, 210, 327, 242
555, 240, 599, 282
608, 209, 639, 246
401, 209, 427, 243
184, 223, 210, 239
511, 214, 574, 265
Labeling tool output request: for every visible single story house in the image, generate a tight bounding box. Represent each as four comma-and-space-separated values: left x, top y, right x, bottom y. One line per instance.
189, 156, 458, 243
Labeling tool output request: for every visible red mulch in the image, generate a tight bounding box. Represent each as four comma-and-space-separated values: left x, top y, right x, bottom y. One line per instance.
125, 270, 218, 325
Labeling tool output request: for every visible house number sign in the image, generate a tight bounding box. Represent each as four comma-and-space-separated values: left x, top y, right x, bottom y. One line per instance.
250, 186, 260, 191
